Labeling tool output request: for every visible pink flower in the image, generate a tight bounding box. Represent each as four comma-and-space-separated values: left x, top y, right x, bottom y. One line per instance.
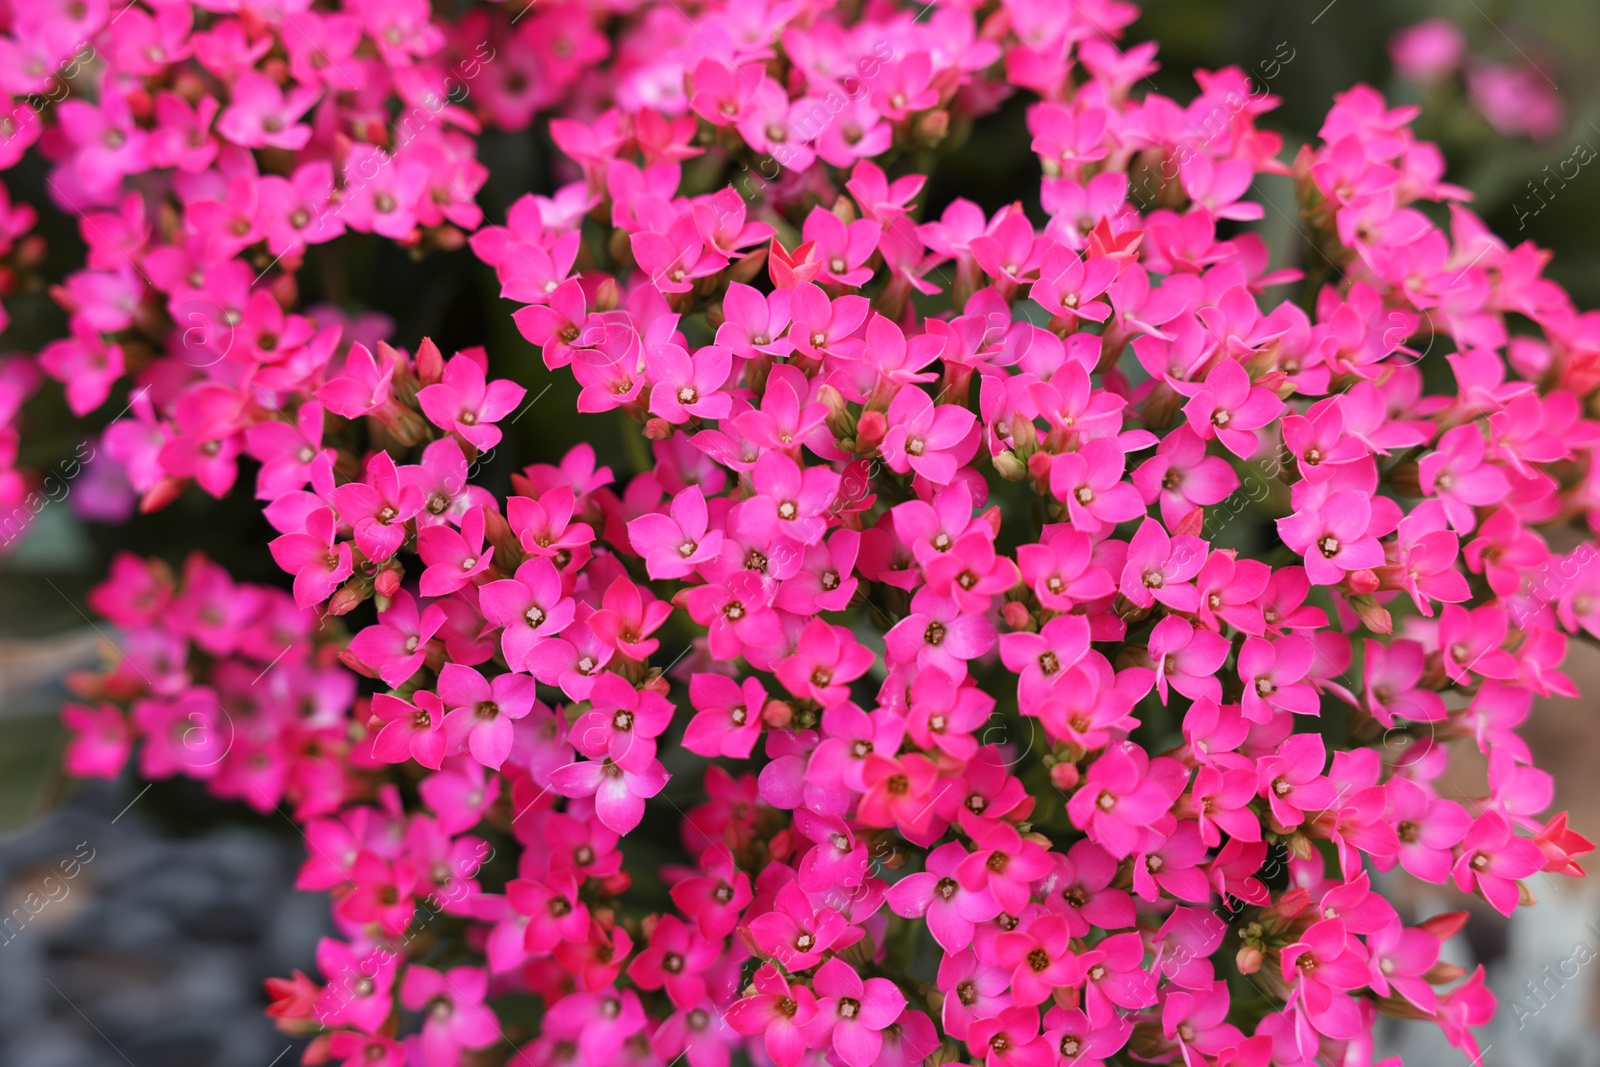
1067, 741, 1181, 858
1147, 615, 1230, 704
1175, 357, 1281, 457
1257, 733, 1339, 830
885, 841, 1002, 951
268, 507, 352, 609
967, 1006, 1050, 1067
1391, 18, 1466, 84
313, 938, 400, 1034
880, 387, 978, 485
1237, 636, 1320, 722
478, 557, 576, 671
628, 485, 724, 579
1077, 931, 1157, 1024
1048, 438, 1145, 533
399, 965, 501, 1067
548, 746, 670, 834
775, 619, 874, 706
418, 353, 526, 451
216, 72, 320, 150
348, 591, 446, 687
370, 691, 449, 769
437, 663, 538, 770
726, 965, 819, 1067
1277, 491, 1387, 586
1280, 918, 1371, 1018
61, 703, 132, 779
955, 810, 1055, 914
800, 958, 907, 1067
999, 613, 1091, 708
1451, 810, 1544, 915
1120, 518, 1207, 613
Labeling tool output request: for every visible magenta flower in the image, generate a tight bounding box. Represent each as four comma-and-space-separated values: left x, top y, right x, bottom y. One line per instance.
1077, 931, 1158, 1024
1133, 426, 1240, 528
437, 663, 538, 770
1257, 733, 1339, 830
1120, 518, 1207, 613
1067, 741, 1181, 858
1175, 357, 1282, 457
1048, 437, 1145, 533
399, 965, 501, 1067
628, 485, 724, 579
548, 745, 670, 835
477, 557, 576, 672
967, 1006, 1050, 1067
370, 691, 449, 770
998, 613, 1091, 709
1277, 490, 1387, 586
954, 810, 1055, 914
746, 881, 861, 971
267, 507, 351, 609
885, 841, 1002, 951
1147, 615, 1230, 704
725, 965, 819, 1067
1280, 918, 1371, 1018
775, 619, 874, 706
506, 870, 591, 954
880, 386, 978, 485
800, 957, 907, 1067
313, 938, 399, 1035
418, 353, 527, 452
216, 72, 319, 150
1451, 810, 1545, 915
1237, 635, 1320, 722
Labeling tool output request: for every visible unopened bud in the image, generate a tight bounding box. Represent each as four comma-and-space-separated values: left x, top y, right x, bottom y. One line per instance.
1049, 762, 1080, 791
913, 109, 949, 147
816, 383, 856, 443
762, 699, 795, 729
374, 565, 402, 600
593, 277, 621, 313
139, 476, 189, 514
1348, 593, 1393, 634
1236, 943, 1264, 975
992, 450, 1027, 481
1345, 569, 1380, 596
336, 648, 380, 679
415, 337, 445, 386
1000, 600, 1034, 631
327, 581, 373, 616
855, 410, 887, 453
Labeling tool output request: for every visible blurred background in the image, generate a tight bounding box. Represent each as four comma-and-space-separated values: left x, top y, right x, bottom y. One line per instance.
4, 0, 1600, 1063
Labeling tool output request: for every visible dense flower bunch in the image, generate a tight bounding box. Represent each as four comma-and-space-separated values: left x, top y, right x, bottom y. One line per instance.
63, 551, 360, 817
0, 0, 621, 525
41, 0, 1600, 1065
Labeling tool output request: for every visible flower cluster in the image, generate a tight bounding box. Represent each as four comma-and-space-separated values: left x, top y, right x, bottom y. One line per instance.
1389, 17, 1565, 141
64, 551, 358, 818
41, 0, 1600, 1065
0, 0, 618, 520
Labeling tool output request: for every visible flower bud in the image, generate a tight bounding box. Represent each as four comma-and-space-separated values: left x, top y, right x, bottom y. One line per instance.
761, 699, 795, 729
1049, 762, 1080, 791
327, 580, 373, 616
1000, 600, 1034, 631
855, 410, 887, 453
992, 450, 1027, 481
